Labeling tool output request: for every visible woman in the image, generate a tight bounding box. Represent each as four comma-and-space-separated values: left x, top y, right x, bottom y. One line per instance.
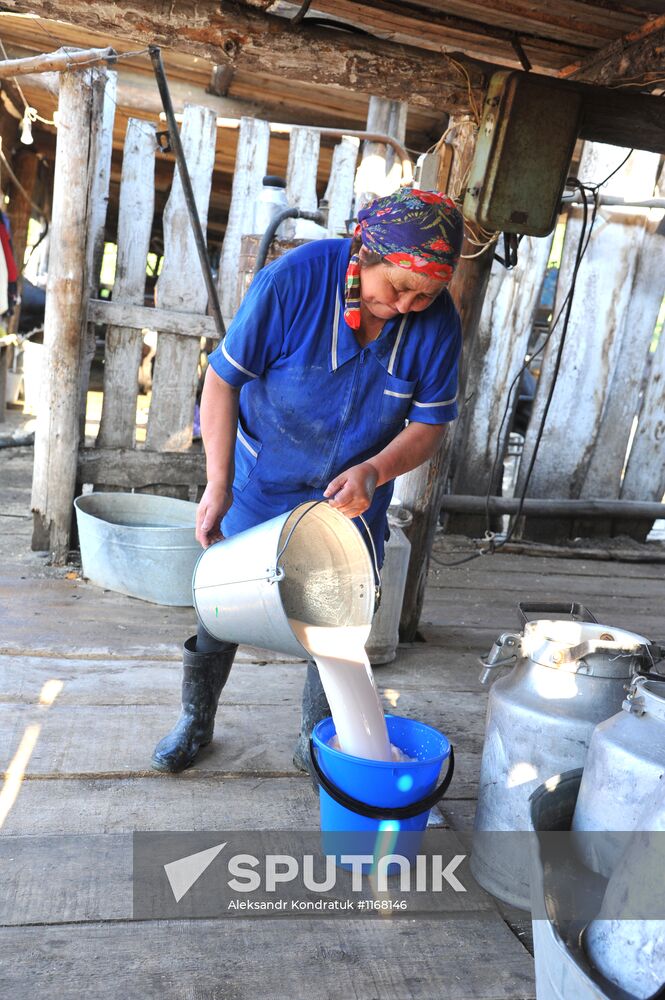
152, 188, 464, 774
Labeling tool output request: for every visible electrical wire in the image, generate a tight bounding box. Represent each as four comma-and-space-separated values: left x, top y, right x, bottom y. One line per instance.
0, 35, 58, 126
594, 150, 633, 188
432, 178, 600, 568
0, 140, 49, 219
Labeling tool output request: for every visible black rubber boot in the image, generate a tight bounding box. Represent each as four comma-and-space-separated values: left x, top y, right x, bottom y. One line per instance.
151, 628, 237, 773
293, 660, 331, 773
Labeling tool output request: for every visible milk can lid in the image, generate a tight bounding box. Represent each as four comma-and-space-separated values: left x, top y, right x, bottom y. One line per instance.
262, 175, 287, 188
522, 620, 652, 678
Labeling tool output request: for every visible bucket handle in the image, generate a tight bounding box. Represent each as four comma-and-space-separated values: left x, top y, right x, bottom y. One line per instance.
307, 739, 455, 821
517, 601, 597, 626
275, 499, 382, 609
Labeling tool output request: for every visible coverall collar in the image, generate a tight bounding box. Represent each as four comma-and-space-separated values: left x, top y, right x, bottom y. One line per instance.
329, 291, 409, 374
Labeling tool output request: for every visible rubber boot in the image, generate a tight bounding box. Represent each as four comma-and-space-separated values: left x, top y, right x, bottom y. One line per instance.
151, 628, 237, 773
293, 660, 331, 773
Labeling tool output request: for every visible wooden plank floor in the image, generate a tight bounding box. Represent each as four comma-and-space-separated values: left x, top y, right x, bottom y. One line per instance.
2, 443, 662, 998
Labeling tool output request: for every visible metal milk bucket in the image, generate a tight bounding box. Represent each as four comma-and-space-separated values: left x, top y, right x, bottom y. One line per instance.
572, 674, 665, 877
192, 501, 379, 659
471, 602, 654, 910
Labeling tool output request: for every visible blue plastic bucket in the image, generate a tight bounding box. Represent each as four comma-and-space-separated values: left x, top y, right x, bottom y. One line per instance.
309, 715, 454, 869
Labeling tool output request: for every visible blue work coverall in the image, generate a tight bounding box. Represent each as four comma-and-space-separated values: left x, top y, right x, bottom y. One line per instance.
207, 238, 462, 567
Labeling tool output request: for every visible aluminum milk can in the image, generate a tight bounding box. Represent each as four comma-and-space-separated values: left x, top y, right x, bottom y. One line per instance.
572, 674, 665, 877
252, 175, 289, 238
366, 505, 412, 666
583, 784, 665, 999
471, 602, 654, 910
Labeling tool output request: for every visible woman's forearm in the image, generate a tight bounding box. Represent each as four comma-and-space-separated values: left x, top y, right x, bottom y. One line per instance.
200, 366, 240, 487
368, 421, 448, 487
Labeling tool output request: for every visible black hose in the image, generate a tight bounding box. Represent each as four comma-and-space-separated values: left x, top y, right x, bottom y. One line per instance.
253, 208, 324, 276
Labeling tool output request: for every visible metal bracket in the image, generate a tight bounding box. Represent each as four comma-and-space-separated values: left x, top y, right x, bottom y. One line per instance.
155, 129, 172, 153
622, 691, 646, 716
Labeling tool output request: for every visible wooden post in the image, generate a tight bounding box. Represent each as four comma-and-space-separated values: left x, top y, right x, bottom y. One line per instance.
446, 232, 554, 536
518, 143, 661, 541
146, 105, 216, 453
283, 126, 321, 239
217, 116, 270, 326
31, 66, 110, 561
77, 69, 117, 439
355, 96, 407, 211
324, 135, 359, 237
97, 118, 156, 449
397, 114, 497, 640
0, 343, 7, 422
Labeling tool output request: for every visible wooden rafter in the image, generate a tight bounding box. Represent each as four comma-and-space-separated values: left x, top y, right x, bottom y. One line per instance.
0, 0, 493, 111
269, 0, 595, 71
559, 13, 665, 86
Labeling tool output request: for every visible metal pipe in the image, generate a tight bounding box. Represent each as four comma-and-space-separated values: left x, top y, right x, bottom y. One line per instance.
253, 208, 324, 276
159, 112, 414, 186
562, 194, 665, 209
439, 494, 665, 520
317, 127, 413, 186
0, 431, 34, 448
149, 45, 226, 340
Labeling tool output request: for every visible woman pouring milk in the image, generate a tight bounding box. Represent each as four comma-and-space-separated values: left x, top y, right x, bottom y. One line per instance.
151, 188, 464, 773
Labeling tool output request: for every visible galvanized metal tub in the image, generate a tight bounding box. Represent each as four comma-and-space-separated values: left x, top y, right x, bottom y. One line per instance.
74, 492, 201, 606
193, 501, 376, 659
530, 771, 665, 999
530, 770, 616, 1000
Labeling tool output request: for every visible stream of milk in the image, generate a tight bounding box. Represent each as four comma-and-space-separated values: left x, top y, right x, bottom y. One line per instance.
288, 619, 394, 762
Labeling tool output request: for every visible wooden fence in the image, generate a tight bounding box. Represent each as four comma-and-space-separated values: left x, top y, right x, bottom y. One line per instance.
517, 143, 664, 542
449, 141, 664, 542
31, 64, 365, 558
83, 109, 360, 499
30, 66, 664, 560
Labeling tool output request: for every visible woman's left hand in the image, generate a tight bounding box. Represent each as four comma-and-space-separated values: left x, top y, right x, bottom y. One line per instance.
324, 462, 379, 518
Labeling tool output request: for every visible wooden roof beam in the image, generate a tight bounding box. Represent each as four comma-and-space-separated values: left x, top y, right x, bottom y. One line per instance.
559, 13, 665, 86
0, 0, 493, 112
268, 0, 591, 69
10, 60, 267, 123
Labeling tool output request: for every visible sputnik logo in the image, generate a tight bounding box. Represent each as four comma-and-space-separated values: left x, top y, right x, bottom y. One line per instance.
164, 842, 227, 902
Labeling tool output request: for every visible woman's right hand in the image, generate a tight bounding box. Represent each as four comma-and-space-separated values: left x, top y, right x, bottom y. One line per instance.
196, 481, 233, 548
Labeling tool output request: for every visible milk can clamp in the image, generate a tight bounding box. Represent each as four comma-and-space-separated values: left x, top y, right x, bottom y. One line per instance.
479, 632, 520, 686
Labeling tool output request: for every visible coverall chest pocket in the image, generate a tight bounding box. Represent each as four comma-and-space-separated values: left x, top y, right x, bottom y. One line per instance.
233, 418, 262, 493
380, 373, 417, 431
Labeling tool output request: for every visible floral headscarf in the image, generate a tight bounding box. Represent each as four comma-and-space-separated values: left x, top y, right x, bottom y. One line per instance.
344, 189, 464, 330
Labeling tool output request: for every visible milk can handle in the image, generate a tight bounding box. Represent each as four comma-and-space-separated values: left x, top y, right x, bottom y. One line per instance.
356, 512, 382, 610
517, 602, 597, 625
274, 499, 381, 606
307, 740, 455, 820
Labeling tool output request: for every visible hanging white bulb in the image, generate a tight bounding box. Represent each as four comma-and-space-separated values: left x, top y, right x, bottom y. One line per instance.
20, 110, 33, 145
